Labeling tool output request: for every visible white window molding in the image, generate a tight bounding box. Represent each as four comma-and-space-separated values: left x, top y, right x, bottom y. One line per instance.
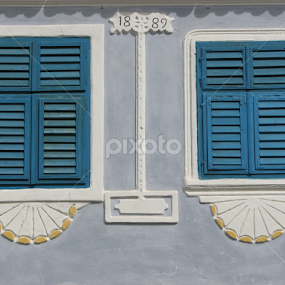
0, 24, 104, 203
184, 29, 285, 197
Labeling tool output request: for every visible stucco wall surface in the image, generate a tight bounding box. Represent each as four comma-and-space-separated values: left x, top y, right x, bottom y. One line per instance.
0, 5, 285, 285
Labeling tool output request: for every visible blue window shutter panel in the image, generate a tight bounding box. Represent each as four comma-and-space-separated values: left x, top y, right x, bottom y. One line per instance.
250, 93, 285, 174
0, 39, 32, 92
32, 38, 89, 92
198, 41, 285, 179
36, 94, 86, 185
0, 37, 90, 188
198, 43, 246, 90
249, 42, 285, 89
203, 93, 248, 175
0, 95, 31, 184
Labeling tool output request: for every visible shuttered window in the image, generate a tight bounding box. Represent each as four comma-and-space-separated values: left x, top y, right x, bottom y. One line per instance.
197, 41, 285, 179
0, 38, 90, 187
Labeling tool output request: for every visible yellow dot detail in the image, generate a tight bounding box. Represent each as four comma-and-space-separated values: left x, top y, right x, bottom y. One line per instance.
256, 236, 268, 243
272, 230, 283, 239
210, 205, 216, 216
62, 219, 71, 230
69, 206, 77, 216
50, 230, 62, 239
2, 231, 15, 241
239, 236, 253, 243
226, 230, 237, 240
215, 218, 224, 229
34, 236, 48, 244
17, 237, 31, 245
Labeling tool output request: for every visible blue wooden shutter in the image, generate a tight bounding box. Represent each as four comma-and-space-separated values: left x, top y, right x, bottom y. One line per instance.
250, 93, 285, 174
249, 42, 285, 89
35, 94, 86, 185
0, 39, 31, 92
203, 93, 248, 175
0, 95, 31, 184
198, 44, 246, 90
32, 38, 89, 92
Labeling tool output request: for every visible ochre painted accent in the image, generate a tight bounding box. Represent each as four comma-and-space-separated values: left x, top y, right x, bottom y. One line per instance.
2, 231, 15, 241
0, 222, 2, 231
239, 236, 253, 243
256, 236, 268, 243
50, 230, 62, 239
69, 206, 77, 216
62, 219, 72, 230
210, 205, 216, 216
225, 230, 237, 240
34, 237, 48, 244
215, 218, 224, 229
272, 230, 283, 239
17, 237, 31, 244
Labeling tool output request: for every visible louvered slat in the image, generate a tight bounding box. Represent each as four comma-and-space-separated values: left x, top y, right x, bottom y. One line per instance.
252, 48, 285, 88
0, 97, 30, 182
201, 47, 246, 89
252, 94, 285, 172
39, 46, 81, 89
43, 102, 77, 175
37, 95, 85, 183
0, 47, 30, 90
204, 94, 248, 174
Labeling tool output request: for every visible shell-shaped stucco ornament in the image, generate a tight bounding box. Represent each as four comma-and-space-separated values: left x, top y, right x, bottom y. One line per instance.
199, 196, 285, 243
0, 202, 89, 244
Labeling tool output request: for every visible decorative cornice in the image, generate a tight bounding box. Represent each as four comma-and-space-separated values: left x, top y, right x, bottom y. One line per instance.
1, 0, 285, 7
0, 202, 89, 244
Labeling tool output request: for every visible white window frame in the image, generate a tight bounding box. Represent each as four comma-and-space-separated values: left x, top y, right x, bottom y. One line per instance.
184, 29, 285, 196
0, 24, 104, 202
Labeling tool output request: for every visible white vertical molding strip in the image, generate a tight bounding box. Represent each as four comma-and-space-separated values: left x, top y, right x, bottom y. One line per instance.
136, 31, 146, 193
106, 12, 178, 223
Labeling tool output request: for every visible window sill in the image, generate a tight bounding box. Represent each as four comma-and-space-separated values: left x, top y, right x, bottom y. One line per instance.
184, 177, 285, 196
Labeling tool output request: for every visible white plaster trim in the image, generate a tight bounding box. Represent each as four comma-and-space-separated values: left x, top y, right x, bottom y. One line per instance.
184, 29, 285, 196
0, 24, 104, 202
106, 13, 178, 223
105, 190, 178, 223
1, 0, 285, 7
199, 196, 285, 243
0, 202, 89, 244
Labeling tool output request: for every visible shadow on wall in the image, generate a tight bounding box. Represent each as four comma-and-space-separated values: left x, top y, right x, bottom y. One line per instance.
0, 5, 285, 19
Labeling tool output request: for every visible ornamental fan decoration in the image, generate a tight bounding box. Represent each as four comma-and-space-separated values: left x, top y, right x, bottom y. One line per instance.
0, 202, 89, 244
205, 196, 285, 243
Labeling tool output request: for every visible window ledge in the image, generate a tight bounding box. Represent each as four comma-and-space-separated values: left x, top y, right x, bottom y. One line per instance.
184, 178, 285, 196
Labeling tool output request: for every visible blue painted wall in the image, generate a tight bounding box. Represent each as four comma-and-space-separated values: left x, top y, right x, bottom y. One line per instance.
1, 5, 285, 285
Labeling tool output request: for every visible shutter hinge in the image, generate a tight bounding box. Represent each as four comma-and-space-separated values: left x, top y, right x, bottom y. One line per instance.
200, 77, 206, 87
201, 161, 205, 172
